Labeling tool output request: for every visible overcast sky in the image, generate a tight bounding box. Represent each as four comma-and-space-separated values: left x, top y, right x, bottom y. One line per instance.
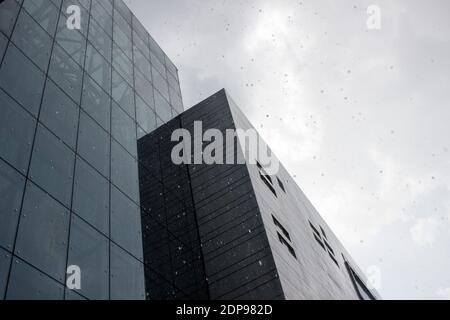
125, 0, 450, 299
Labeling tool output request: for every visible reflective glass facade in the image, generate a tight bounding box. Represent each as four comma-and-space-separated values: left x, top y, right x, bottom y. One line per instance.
0, 0, 183, 300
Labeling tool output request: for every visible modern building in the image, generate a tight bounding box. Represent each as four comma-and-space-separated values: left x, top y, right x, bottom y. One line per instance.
0, 0, 378, 300
0, 0, 182, 300
138, 89, 379, 300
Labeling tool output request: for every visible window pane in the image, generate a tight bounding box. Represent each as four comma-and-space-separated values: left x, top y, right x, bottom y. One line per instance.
0, 159, 26, 251
136, 95, 156, 134
55, 14, 86, 68
15, 181, 70, 283
81, 74, 111, 132
88, 18, 112, 62
111, 186, 143, 261
48, 44, 83, 105
170, 85, 184, 114
110, 243, 145, 300
152, 67, 169, 102
11, 9, 52, 73
113, 24, 132, 60
68, 215, 109, 300
150, 50, 166, 79
112, 43, 133, 84
114, 0, 132, 28
40, 79, 79, 150
0, 43, 46, 117
85, 44, 111, 95
112, 101, 136, 156
0, 89, 36, 174
22, 0, 60, 35
133, 45, 151, 81
111, 70, 134, 118
77, 111, 110, 179
29, 125, 75, 208
135, 68, 153, 107
90, 2, 112, 37
0, 33, 7, 61
0, 0, 21, 38
154, 89, 172, 122
73, 157, 109, 236
0, 247, 11, 298
6, 258, 64, 300
111, 140, 139, 203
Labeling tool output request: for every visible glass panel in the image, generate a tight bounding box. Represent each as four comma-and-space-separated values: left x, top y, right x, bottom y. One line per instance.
167, 71, 181, 97
22, 0, 59, 36
149, 35, 165, 68
154, 89, 172, 122
111, 70, 134, 118
11, 9, 52, 72
110, 243, 145, 300
113, 23, 132, 60
136, 94, 156, 134
77, 111, 110, 179
88, 18, 112, 62
48, 43, 83, 105
150, 51, 166, 79
112, 101, 136, 156
132, 16, 148, 48
55, 13, 86, 68
133, 31, 149, 63
98, 0, 112, 16
0, 159, 26, 251
85, 43, 111, 95
0, 0, 21, 38
29, 125, 75, 208
40, 79, 79, 150
81, 74, 110, 132
0, 32, 7, 61
0, 89, 36, 174
0, 247, 11, 299
165, 56, 178, 81
15, 181, 70, 283
111, 186, 143, 261
152, 67, 169, 102
170, 85, 184, 114
73, 157, 109, 236
114, 0, 132, 28
90, 1, 112, 37
135, 68, 153, 107
68, 215, 109, 300
0, 43, 46, 117
112, 43, 133, 85
111, 140, 139, 203
6, 258, 64, 300
133, 45, 151, 81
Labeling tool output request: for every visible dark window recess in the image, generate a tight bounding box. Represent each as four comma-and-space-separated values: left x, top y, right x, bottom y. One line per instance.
320, 226, 328, 239
277, 232, 296, 259
314, 234, 326, 250
277, 177, 286, 193
344, 260, 376, 300
272, 215, 291, 241
309, 220, 339, 267
256, 161, 276, 197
